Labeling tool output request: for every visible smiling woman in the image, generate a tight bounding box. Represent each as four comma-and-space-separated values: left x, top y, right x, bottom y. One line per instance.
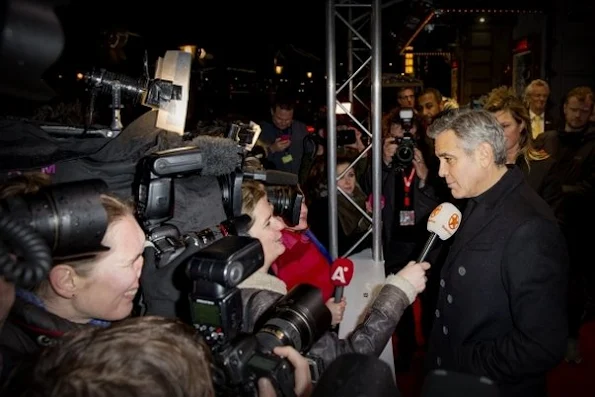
0, 174, 147, 386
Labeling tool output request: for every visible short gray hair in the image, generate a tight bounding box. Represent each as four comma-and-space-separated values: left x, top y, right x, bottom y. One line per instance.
427, 109, 507, 165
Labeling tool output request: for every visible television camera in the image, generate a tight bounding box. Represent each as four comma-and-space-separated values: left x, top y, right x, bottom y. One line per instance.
392, 108, 416, 171
133, 144, 329, 396
0, 179, 111, 287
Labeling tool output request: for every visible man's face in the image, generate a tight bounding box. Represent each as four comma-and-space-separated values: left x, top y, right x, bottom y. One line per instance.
435, 129, 487, 199
564, 96, 593, 131
271, 107, 294, 130
418, 93, 443, 125
397, 88, 415, 108
528, 86, 549, 115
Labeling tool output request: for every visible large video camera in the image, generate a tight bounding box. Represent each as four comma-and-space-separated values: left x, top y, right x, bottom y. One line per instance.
189, 236, 331, 397
392, 108, 416, 171
0, 179, 110, 287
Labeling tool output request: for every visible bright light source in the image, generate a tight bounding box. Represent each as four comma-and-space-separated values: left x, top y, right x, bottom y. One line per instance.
307, 72, 313, 78
154, 51, 192, 135
479, 17, 486, 23
275, 66, 283, 75
336, 102, 352, 115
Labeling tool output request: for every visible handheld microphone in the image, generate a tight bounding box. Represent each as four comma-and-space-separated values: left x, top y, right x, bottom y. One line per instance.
330, 258, 354, 302
417, 202, 462, 263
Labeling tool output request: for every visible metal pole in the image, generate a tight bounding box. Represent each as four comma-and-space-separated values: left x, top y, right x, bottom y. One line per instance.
347, 6, 354, 103
371, 0, 382, 262
326, 0, 339, 259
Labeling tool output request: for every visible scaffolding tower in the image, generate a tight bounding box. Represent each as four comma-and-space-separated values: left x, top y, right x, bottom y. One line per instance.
325, 0, 402, 262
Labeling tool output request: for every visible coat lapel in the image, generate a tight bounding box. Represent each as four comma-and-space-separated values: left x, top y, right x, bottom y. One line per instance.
444, 204, 499, 268
443, 168, 524, 269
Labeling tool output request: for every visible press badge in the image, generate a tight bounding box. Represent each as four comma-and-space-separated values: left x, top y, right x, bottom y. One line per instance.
399, 210, 415, 226
282, 154, 293, 164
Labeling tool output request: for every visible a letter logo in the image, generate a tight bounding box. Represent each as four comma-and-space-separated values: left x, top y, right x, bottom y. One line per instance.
331, 266, 348, 285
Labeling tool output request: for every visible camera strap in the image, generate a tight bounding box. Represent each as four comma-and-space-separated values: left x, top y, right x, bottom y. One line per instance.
402, 168, 415, 208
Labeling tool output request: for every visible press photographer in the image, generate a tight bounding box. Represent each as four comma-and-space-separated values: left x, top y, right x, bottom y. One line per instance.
0, 174, 145, 387
362, 107, 442, 371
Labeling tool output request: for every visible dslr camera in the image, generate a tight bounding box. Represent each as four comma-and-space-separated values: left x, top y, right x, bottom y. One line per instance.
392, 108, 416, 171
188, 237, 330, 397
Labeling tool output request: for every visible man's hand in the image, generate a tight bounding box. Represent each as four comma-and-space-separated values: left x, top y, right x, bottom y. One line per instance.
269, 138, 292, 153
412, 148, 429, 181
257, 346, 312, 397
382, 137, 397, 166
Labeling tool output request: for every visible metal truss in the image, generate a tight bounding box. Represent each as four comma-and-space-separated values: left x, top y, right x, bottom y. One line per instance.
325, 0, 401, 261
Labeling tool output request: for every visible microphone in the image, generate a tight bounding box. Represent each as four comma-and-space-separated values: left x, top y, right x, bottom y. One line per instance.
188, 135, 243, 176
330, 258, 354, 302
243, 169, 298, 185
417, 202, 462, 263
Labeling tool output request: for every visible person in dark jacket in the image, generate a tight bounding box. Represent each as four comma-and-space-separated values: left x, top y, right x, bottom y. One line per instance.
237, 180, 431, 370
425, 109, 568, 397
483, 86, 563, 223
0, 175, 146, 385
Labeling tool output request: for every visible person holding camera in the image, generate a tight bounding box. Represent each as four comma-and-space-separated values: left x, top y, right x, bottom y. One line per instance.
0, 174, 146, 385
237, 180, 431, 372
17, 316, 313, 397
362, 108, 443, 371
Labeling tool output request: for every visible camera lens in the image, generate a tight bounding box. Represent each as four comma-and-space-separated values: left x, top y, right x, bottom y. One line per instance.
255, 284, 331, 353
396, 144, 414, 164
266, 186, 303, 227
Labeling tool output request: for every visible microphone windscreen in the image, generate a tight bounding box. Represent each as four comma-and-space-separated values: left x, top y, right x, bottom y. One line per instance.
311, 354, 400, 397
426, 202, 462, 240
188, 135, 241, 176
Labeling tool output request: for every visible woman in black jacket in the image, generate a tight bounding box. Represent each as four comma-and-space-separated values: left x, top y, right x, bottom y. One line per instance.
0, 175, 146, 384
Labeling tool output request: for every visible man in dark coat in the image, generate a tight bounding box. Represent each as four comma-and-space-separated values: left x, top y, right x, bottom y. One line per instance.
425, 109, 568, 397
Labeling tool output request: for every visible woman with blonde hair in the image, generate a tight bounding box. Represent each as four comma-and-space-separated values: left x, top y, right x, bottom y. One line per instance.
484, 86, 562, 219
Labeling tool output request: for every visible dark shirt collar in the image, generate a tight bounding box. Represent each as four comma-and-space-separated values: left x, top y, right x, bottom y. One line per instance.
470, 165, 523, 208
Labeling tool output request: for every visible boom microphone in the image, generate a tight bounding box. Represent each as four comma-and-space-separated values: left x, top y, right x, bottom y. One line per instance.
330, 258, 354, 302
188, 135, 243, 176
417, 202, 462, 263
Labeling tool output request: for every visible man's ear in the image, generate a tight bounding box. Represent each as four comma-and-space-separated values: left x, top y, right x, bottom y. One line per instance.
48, 265, 78, 299
476, 142, 494, 168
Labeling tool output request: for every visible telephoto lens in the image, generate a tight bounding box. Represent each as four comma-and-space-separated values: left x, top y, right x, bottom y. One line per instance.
255, 284, 331, 353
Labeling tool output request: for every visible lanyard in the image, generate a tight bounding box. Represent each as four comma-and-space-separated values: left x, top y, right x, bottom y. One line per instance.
402, 168, 415, 208
305, 229, 334, 264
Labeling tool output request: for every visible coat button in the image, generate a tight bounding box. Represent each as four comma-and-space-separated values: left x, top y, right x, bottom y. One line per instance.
447, 294, 453, 304
458, 266, 466, 276
443, 326, 449, 335
437, 357, 442, 366
440, 279, 445, 288
435, 309, 440, 318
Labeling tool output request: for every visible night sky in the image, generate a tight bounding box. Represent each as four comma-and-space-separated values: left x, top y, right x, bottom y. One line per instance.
55, 1, 327, 73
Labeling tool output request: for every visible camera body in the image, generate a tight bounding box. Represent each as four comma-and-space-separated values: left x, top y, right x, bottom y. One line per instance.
392, 108, 416, 171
